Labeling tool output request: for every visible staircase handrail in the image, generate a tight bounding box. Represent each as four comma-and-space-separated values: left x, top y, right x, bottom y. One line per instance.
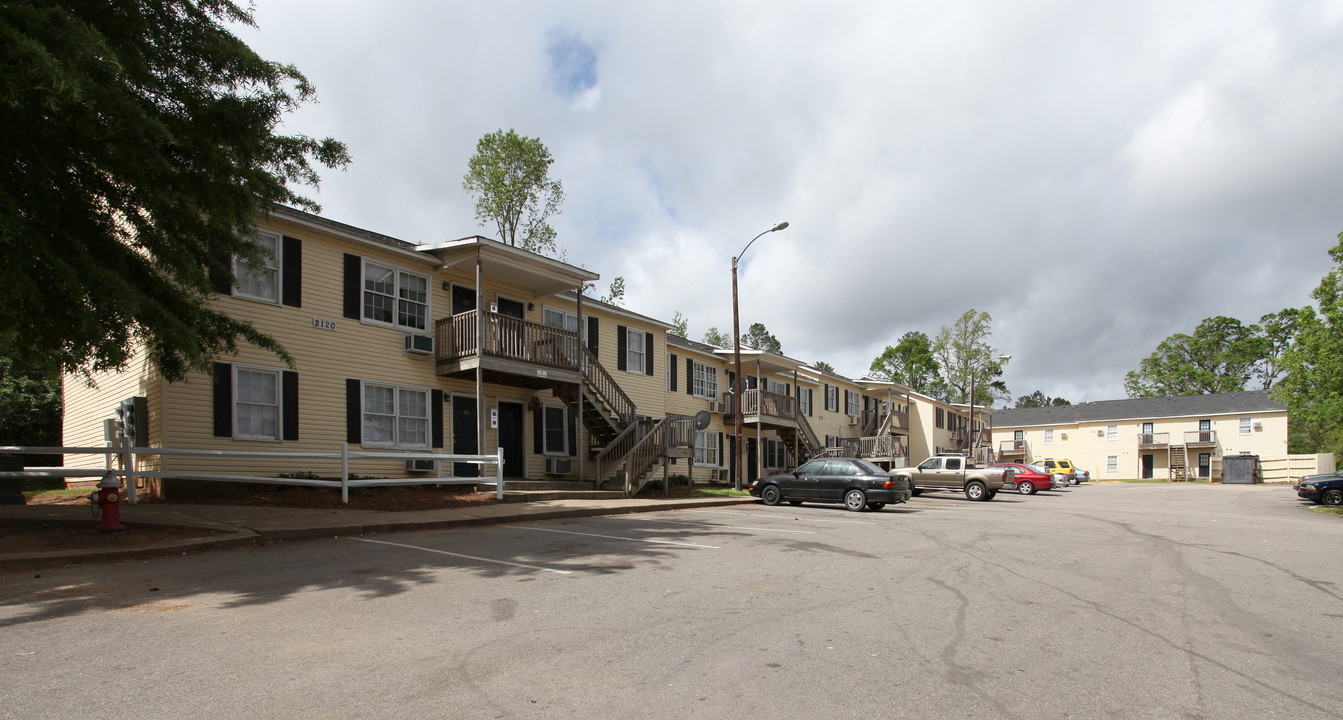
794, 412, 822, 457
579, 345, 636, 427
621, 419, 668, 496
594, 421, 643, 484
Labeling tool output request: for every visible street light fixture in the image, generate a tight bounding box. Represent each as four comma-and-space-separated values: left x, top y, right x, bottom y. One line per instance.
732, 221, 789, 491
967, 353, 1011, 463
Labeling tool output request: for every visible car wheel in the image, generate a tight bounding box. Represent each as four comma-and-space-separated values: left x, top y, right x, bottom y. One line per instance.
787, 500, 803, 506
844, 488, 867, 511
1018, 481, 1035, 496
987, 490, 997, 500
965, 481, 987, 501
1069, 477, 1079, 486
866, 502, 886, 511
910, 488, 923, 497
760, 485, 782, 506
1323, 489, 1343, 506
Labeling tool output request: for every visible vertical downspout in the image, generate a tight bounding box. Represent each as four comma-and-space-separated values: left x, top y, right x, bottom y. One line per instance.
576, 288, 586, 485
475, 251, 486, 461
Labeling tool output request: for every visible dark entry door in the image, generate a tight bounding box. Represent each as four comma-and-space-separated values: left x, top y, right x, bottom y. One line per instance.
452, 396, 478, 477
452, 285, 476, 315
747, 437, 758, 483
1141, 454, 1154, 479
1198, 452, 1211, 479
498, 401, 524, 478
1198, 419, 1212, 443
496, 297, 525, 358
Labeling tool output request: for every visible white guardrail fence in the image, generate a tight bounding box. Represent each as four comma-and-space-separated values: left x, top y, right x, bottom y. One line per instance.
0, 439, 505, 504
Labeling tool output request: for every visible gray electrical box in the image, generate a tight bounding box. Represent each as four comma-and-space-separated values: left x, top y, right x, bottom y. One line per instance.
1223, 455, 1260, 484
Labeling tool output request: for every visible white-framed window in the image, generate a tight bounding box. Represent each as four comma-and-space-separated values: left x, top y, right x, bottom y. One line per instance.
694, 431, 720, 466
936, 407, 945, 429
1239, 417, 1252, 435
825, 385, 838, 412
825, 434, 840, 448
1106, 455, 1118, 473
626, 327, 646, 374
691, 360, 719, 399
764, 437, 788, 469
542, 306, 580, 333
363, 260, 429, 331
362, 381, 429, 448
1044, 428, 1054, 445
799, 387, 812, 416
764, 378, 787, 395
543, 403, 569, 455
1106, 424, 1118, 442
845, 390, 860, 417
234, 365, 280, 440
233, 228, 279, 303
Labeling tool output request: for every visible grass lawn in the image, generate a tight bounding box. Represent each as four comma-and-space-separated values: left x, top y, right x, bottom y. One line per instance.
1310, 505, 1343, 518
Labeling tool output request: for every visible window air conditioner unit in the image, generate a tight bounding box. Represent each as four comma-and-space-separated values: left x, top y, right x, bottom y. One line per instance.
405, 459, 437, 473
404, 333, 434, 355
545, 457, 573, 475
1253, 422, 1263, 430
847, 416, 858, 426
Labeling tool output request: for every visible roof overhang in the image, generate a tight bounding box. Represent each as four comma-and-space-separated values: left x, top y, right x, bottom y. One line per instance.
421, 236, 599, 298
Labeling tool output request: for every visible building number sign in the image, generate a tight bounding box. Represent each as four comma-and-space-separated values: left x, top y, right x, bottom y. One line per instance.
312, 318, 337, 331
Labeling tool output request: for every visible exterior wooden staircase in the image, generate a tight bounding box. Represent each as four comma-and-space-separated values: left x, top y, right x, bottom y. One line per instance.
1169, 445, 1189, 481
594, 414, 695, 496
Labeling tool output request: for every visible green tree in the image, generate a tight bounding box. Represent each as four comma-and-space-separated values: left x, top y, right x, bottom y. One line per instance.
462, 128, 565, 255
812, 360, 834, 373
601, 276, 625, 307
1274, 232, 1343, 454
1124, 316, 1267, 397
669, 311, 688, 339
869, 331, 942, 394
702, 327, 731, 349
1015, 390, 1070, 408
740, 322, 782, 354
0, 353, 61, 449
0, 0, 349, 381
932, 310, 1006, 405
1253, 308, 1300, 391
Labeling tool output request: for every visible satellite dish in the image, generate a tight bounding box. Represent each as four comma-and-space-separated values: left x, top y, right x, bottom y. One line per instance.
693, 410, 711, 431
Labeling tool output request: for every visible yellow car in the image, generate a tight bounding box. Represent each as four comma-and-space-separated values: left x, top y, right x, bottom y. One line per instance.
1040, 458, 1079, 485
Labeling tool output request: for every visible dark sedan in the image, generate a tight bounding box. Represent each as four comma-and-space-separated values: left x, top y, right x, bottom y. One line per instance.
750, 457, 911, 511
1296, 472, 1343, 506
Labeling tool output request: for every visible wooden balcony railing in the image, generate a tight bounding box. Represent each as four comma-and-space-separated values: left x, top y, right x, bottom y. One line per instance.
1184, 430, 1217, 445
999, 440, 1027, 454
1138, 432, 1170, 447
741, 389, 795, 420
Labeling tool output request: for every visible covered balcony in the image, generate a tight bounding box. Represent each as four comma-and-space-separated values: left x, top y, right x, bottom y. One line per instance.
435, 310, 585, 389
1184, 430, 1217, 448
1138, 432, 1170, 449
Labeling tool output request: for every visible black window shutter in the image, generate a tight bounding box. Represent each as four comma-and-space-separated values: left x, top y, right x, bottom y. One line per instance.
342, 254, 361, 319
718, 433, 724, 467
533, 405, 543, 454
281, 236, 302, 307
210, 250, 233, 296
431, 390, 443, 449
808, 389, 814, 417
567, 408, 577, 456
587, 317, 599, 351
346, 379, 361, 444
213, 363, 232, 437
282, 371, 299, 441
645, 332, 654, 376
786, 383, 792, 397
686, 357, 694, 395
616, 325, 627, 371
669, 354, 678, 392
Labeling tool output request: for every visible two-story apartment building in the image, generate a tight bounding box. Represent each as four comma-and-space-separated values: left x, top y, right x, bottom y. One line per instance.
990, 391, 1295, 480
63, 205, 916, 496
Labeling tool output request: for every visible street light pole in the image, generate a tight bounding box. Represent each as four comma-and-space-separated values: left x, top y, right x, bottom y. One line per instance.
733, 221, 789, 491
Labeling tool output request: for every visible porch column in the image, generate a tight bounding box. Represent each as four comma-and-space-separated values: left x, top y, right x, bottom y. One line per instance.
576, 288, 586, 485
475, 251, 486, 459
756, 358, 763, 480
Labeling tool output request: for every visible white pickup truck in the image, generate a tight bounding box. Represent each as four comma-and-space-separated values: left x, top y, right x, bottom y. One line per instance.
890, 454, 1008, 501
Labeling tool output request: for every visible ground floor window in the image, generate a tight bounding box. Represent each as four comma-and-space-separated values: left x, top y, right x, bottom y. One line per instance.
695, 431, 720, 466
1107, 455, 1119, 473
235, 366, 280, 441
363, 381, 429, 448
543, 404, 569, 455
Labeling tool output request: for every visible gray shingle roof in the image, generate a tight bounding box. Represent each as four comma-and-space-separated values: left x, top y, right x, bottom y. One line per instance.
991, 391, 1284, 428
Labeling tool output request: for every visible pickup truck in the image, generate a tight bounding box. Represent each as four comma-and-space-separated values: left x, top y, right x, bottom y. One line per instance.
891, 454, 1007, 501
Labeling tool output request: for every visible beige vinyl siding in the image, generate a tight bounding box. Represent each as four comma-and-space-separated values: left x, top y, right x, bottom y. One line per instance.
61, 343, 159, 471
664, 346, 728, 483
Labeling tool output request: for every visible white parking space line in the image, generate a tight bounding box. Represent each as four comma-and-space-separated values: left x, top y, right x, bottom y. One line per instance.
351, 538, 574, 575
604, 516, 816, 534
507, 525, 723, 549
683, 509, 878, 525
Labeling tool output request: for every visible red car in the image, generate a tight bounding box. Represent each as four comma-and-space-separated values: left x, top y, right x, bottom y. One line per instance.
988, 463, 1053, 495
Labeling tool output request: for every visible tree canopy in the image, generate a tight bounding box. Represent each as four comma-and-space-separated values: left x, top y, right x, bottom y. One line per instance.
1273, 232, 1343, 454
740, 322, 782, 354
669, 311, 688, 339
1015, 390, 1070, 408
702, 327, 731, 349
812, 360, 834, 373
869, 331, 943, 395
0, 0, 349, 381
1124, 316, 1272, 397
932, 310, 1007, 405
462, 128, 565, 255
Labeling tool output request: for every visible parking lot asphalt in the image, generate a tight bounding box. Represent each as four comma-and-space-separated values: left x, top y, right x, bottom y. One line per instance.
2, 482, 1339, 719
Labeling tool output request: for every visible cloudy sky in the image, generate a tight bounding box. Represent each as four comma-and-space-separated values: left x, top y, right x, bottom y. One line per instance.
237, 1, 1343, 404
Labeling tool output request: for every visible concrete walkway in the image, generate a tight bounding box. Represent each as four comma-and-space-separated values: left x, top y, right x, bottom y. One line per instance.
0, 495, 758, 567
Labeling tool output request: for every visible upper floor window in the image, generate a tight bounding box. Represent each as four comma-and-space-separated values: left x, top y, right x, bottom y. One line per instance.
1239, 417, 1253, 435
692, 360, 718, 399
1106, 424, 1118, 442
845, 390, 860, 417
626, 328, 646, 374
935, 407, 945, 429
543, 306, 581, 334
799, 387, 812, 416
234, 229, 280, 303
363, 260, 429, 331
1044, 428, 1054, 445
764, 378, 788, 395
825, 385, 839, 412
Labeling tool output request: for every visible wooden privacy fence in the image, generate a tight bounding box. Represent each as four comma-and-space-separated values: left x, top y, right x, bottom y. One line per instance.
0, 440, 504, 504
1257, 454, 1335, 483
